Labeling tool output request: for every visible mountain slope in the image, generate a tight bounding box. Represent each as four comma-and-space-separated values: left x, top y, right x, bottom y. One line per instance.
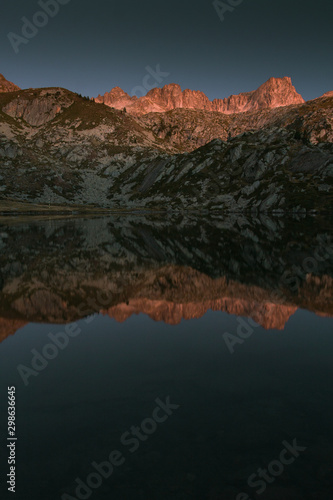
107, 127, 333, 212
0, 87, 177, 205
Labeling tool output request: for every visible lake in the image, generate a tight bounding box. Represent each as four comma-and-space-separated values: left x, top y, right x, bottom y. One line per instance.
0, 214, 332, 500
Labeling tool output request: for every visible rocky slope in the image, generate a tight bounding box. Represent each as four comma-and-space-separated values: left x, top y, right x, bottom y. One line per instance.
0, 214, 332, 340
0, 87, 177, 206
105, 127, 333, 212
0, 74, 20, 93
95, 77, 304, 116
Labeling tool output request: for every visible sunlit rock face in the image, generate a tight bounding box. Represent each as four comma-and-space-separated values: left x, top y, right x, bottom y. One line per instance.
95, 86, 136, 108
95, 77, 304, 116
0, 74, 20, 93
212, 77, 305, 113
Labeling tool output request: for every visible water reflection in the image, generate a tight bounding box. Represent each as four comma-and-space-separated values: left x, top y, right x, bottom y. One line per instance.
0, 214, 332, 500
0, 214, 332, 334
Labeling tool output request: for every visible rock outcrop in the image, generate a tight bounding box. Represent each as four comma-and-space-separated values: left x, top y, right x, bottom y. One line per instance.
95, 77, 304, 116
2, 88, 74, 126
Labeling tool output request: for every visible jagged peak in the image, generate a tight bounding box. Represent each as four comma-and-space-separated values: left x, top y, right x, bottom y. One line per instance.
266, 76, 292, 84
161, 83, 182, 91
108, 86, 130, 96
146, 83, 182, 97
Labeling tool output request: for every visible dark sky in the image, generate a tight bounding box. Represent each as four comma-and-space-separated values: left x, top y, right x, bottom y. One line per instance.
1, 0, 332, 101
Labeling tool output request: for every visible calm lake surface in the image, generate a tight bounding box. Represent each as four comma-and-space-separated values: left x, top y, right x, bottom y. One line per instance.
0, 214, 332, 500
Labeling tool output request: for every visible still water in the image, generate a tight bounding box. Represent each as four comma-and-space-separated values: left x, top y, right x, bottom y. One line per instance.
0, 214, 332, 500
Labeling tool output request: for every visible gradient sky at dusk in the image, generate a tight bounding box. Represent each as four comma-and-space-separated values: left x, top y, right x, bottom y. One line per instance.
1, 0, 332, 101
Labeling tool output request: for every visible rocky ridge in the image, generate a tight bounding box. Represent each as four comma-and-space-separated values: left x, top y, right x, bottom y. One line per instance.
95, 77, 305, 116
140, 94, 333, 152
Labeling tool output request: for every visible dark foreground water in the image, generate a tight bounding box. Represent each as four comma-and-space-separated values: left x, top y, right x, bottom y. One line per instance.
0, 214, 332, 500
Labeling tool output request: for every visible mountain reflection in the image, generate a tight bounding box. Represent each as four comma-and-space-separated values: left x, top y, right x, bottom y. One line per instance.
0, 213, 332, 340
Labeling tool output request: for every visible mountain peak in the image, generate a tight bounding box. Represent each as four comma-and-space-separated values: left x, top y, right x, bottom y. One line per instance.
110, 86, 130, 95
95, 86, 133, 106
162, 83, 182, 91
94, 77, 305, 116
257, 76, 301, 94
0, 73, 20, 93
249, 76, 304, 109
146, 83, 182, 99
267, 76, 292, 84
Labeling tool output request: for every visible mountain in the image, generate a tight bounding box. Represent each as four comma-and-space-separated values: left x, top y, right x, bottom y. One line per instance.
0, 73, 20, 93
95, 77, 304, 115
0, 82, 332, 213
140, 93, 333, 152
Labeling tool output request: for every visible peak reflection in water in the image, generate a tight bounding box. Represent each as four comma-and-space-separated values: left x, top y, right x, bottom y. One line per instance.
0, 214, 332, 335
0, 214, 333, 499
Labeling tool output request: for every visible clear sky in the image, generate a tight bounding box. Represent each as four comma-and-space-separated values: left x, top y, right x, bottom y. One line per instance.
1, 0, 332, 101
